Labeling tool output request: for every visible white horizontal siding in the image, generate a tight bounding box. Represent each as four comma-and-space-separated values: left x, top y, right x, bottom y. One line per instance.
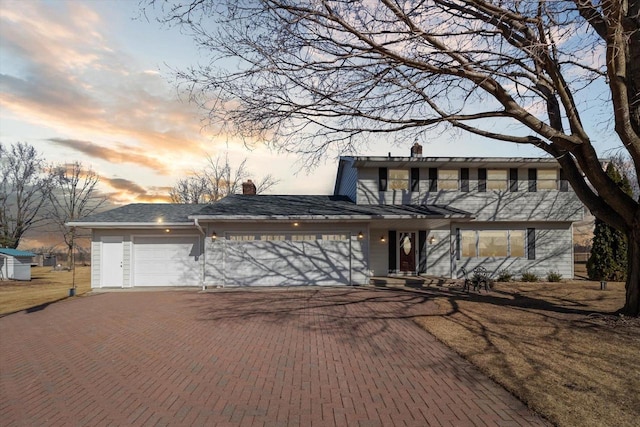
203, 222, 369, 286
356, 166, 583, 222
452, 222, 574, 279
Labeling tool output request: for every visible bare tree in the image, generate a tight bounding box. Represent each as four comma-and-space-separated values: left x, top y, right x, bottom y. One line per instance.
48, 162, 106, 269
169, 175, 210, 204
149, 1, 640, 315
0, 142, 52, 249
169, 152, 279, 203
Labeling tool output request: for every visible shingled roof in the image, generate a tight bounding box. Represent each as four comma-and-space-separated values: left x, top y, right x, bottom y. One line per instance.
69, 203, 209, 225
68, 196, 472, 227
190, 195, 471, 220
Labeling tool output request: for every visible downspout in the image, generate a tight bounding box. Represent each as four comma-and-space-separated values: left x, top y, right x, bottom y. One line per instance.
194, 218, 206, 291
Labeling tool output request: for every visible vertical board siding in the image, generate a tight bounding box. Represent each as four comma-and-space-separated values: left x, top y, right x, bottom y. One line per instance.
123, 238, 131, 287
334, 158, 359, 201
91, 235, 100, 288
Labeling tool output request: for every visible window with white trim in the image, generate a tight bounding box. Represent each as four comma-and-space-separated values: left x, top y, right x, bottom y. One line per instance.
227, 234, 256, 241
262, 235, 286, 241
388, 169, 409, 190
291, 234, 317, 241
321, 234, 349, 241
538, 169, 558, 190
460, 230, 526, 258
487, 169, 508, 190
438, 169, 459, 190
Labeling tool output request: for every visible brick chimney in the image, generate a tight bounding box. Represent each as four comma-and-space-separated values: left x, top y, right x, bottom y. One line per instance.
242, 179, 257, 195
410, 142, 423, 157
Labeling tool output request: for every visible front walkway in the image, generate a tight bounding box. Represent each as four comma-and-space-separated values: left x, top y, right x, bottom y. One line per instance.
0, 287, 547, 426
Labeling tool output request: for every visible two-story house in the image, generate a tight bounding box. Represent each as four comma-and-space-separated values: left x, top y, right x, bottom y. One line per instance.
70, 144, 584, 288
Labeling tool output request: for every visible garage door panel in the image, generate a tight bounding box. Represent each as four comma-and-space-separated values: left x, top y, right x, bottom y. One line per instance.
134, 236, 201, 286
225, 238, 351, 286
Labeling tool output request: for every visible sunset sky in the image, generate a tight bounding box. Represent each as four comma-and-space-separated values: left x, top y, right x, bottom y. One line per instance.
0, 0, 622, 207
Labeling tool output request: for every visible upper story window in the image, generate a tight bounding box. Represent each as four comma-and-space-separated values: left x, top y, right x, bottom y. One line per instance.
487, 169, 508, 190
388, 169, 409, 190
538, 169, 558, 190
438, 169, 459, 190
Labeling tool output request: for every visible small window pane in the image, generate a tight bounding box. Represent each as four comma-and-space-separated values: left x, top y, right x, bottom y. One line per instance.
461, 231, 476, 257
388, 169, 409, 190
322, 234, 349, 241
291, 234, 316, 241
538, 169, 557, 190
479, 231, 508, 257
438, 169, 459, 190
263, 235, 286, 241
510, 230, 525, 257
228, 234, 255, 241
487, 170, 507, 190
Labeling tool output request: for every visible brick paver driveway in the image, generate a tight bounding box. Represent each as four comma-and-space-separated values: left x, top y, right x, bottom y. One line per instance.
1, 287, 547, 426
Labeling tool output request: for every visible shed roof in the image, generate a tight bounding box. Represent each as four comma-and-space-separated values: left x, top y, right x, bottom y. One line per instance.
0, 248, 36, 257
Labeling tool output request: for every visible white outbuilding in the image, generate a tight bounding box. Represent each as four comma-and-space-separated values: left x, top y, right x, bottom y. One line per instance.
0, 249, 36, 281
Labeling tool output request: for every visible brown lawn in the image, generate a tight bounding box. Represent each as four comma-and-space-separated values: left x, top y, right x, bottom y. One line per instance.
0, 266, 91, 315
415, 280, 640, 427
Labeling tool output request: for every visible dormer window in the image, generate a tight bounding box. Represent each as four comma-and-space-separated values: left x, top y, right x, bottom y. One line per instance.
388, 169, 409, 190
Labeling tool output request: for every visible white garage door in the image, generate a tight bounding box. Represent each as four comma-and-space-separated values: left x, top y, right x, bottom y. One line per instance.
224, 233, 352, 286
134, 236, 201, 286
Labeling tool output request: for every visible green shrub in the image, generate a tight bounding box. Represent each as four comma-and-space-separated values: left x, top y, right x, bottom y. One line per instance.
546, 271, 563, 282
496, 269, 513, 282
520, 271, 539, 282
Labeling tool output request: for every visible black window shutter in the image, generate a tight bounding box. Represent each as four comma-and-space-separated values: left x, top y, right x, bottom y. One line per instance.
509, 168, 518, 192
411, 168, 419, 192
559, 169, 569, 192
455, 228, 461, 260
378, 168, 388, 191
428, 168, 437, 191
418, 230, 427, 273
527, 228, 536, 260
528, 169, 537, 192
461, 168, 469, 192
478, 168, 487, 192
388, 230, 397, 272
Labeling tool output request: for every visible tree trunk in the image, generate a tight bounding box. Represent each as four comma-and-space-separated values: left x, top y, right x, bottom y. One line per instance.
67, 243, 73, 270
622, 212, 640, 316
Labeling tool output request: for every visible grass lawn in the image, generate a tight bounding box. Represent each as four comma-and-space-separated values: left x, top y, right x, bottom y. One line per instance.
415, 280, 640, 427
0, 266, 91, 315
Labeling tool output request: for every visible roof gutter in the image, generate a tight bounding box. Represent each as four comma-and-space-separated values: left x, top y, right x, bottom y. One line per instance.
188, 214, 474, 221
65, 222, 196, 229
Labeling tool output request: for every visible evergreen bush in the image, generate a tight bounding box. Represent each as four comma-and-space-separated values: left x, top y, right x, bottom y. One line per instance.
587, 164, 632, 281
496, 270, 513, 282
547, 271, 563, 282
520, 271, 539, 282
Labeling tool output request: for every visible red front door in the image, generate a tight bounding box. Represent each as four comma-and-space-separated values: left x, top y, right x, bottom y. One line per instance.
399, 232, 416, 272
